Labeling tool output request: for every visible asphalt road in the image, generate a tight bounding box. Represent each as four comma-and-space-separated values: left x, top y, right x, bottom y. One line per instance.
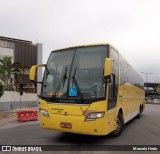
0, 104, 160, 154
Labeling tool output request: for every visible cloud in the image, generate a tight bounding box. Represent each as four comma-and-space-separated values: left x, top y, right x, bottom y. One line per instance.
0, 0, 160, 82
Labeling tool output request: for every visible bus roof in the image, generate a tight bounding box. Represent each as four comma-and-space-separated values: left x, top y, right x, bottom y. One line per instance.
51, 43, 118, 53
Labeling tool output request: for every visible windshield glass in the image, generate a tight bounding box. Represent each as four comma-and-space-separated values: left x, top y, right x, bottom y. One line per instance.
41, 45, 108, 103
42, 49, 74, 98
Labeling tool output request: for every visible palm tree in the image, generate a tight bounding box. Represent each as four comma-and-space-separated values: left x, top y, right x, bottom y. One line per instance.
0, 82, 4, 97
0, 57, 23, 91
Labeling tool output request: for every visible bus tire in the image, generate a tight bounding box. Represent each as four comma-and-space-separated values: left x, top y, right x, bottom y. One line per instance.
111, 113, 124, 137
137, 106, 142, 119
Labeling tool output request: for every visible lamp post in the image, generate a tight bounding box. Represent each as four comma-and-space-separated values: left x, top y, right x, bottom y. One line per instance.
141, 72, 153, 83
141, 72, 153, 92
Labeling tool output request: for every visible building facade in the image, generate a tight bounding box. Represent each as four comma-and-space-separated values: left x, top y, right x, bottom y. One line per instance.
0, 36, 42, 94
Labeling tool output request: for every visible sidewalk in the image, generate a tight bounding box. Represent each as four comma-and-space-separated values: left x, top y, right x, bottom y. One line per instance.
0, 107, 39, 128
0, 106, 39, 119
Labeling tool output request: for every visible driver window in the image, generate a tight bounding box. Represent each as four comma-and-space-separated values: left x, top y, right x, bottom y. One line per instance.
107, 48, 119, 110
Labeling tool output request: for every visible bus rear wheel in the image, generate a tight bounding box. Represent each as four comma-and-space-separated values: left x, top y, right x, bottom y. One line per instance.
111, 113, 124, 137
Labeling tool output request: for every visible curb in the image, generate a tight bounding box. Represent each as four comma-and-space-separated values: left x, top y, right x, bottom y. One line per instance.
145, 103, 160, 105
0, 107, 39, 120
0, 113, 16, 119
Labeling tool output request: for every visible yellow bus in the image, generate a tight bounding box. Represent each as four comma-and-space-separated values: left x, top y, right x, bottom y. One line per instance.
30, 44, 145, 136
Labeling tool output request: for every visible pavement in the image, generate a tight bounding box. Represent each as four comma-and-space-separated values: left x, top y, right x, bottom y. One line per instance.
0, 106, 39, 128
0, 106, 39, 118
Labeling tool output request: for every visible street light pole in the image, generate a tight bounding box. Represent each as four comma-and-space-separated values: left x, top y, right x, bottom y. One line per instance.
141, 72, 153, 91
141, 72, 152, 83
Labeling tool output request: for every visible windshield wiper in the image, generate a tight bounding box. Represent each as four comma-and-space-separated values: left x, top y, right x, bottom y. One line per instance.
72, 67, 84, 101
43, 65, 50, 87
51, 67, 67, 101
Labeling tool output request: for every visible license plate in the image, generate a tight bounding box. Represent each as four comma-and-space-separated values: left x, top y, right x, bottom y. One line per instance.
60, 123, 72, 129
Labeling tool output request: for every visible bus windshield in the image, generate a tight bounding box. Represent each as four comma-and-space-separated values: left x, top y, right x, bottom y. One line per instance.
41, 45, 108, 104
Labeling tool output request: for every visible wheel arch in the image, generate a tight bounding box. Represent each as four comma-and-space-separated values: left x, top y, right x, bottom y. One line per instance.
140, 103, 144, 112
118, 108, 123, 117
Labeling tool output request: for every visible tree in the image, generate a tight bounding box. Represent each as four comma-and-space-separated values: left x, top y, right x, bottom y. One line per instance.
0, 82, 4, 97
0, 57, 23, 91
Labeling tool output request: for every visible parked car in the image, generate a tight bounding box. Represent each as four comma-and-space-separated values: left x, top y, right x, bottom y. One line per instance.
146, 99, 152, 103
152, 99, 160, 104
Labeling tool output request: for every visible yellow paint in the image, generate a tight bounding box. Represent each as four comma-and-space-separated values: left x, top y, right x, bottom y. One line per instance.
29, 64, 46, 81
39, 81, 144, 136
104, 58, 113, 77
33, 44, 145, 136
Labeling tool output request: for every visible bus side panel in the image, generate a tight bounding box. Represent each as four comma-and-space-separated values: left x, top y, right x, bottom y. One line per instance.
118, 83, 145, 124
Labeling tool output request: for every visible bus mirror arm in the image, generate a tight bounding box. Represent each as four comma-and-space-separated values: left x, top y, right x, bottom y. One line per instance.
105, 75, 111, 80
108, 77, 111, 83
105, 73, 114, 83
104, 76, 111, 85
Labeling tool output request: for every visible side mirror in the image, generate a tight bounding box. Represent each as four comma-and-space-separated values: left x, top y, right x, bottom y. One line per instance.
29, 64, 46, 82
104, 58, 113, 78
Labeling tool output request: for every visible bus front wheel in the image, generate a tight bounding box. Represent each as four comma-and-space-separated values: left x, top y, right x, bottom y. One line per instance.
111, 113, 124, 137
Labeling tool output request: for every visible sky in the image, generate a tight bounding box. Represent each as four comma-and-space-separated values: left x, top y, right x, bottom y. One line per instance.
0, 0, 160, 82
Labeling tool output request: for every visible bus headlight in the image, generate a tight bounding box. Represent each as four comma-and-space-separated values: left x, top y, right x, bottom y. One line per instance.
85, 112, 105, 121
39, 108, 50, 118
